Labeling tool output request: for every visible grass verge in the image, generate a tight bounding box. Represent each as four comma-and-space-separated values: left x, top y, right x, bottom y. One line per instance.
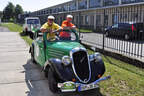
78, 28, 93, 33
1, 23, 144, 96
88, 49, 144, 96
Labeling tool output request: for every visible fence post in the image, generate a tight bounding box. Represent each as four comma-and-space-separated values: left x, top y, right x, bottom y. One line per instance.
103, 9, 106, 51
78, 12, 81, 39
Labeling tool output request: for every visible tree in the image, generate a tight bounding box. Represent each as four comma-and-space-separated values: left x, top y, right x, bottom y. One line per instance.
0, 11, 3, 18
15, 4, 23, 21
3, 2, 15, 21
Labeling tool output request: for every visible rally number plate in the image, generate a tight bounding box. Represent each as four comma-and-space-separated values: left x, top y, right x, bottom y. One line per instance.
79, 83, 99, 91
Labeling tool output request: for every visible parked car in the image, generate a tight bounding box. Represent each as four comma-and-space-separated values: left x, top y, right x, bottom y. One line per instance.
105, 22, 144, 40
23, 17, 41, 35
29, 29, 110, 93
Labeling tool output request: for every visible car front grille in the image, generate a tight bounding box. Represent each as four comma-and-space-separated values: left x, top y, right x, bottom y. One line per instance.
72, 50, 90, 82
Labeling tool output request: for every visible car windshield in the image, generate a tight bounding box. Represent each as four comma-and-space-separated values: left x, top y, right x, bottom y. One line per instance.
46, 30, 78, 42
27, 19, 39, 24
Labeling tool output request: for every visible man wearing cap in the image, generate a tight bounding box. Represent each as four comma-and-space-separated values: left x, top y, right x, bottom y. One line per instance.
41, 15, 62, 40
60, 15, 76, 40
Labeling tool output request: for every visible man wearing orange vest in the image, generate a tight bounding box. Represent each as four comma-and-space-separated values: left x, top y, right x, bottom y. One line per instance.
60, 15, 76, 40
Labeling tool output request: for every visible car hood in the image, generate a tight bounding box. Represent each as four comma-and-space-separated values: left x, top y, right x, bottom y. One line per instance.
46, 42, 85, 58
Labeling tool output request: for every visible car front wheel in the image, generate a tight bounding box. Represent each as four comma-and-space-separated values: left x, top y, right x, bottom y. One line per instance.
48, 68, 59, 93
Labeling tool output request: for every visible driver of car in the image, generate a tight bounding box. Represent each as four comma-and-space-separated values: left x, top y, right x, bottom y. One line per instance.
60, 15, 76, 40
40, 15, 62, 41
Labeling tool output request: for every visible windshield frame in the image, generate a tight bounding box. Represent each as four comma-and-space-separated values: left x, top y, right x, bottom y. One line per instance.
43, 30, 79, 43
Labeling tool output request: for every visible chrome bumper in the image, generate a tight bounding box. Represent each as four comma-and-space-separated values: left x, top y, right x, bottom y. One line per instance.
58, 76, 111, 92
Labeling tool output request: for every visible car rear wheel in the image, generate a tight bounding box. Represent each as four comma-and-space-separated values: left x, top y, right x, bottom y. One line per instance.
124, 34, 130, 40
48, 68, 59, 93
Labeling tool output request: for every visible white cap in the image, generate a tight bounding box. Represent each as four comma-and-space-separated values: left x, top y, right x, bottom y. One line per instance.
67, 15, 73, 19
48, 15, 55, 19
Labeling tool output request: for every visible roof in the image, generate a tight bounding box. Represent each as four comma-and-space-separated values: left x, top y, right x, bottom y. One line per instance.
25, 17, 39, 20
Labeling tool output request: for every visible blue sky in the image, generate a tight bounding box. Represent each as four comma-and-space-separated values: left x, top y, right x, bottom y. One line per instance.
0, 0, 71, 12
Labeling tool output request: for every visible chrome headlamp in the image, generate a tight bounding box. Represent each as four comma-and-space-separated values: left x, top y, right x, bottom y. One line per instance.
94, 52, 102, 61
62, 56, 71, 66
89, 52, 102, 62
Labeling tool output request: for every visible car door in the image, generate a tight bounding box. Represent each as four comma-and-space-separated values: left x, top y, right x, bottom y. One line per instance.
117, 24, 124, 36
34, 36, 45, 66
111, 24, 118, 36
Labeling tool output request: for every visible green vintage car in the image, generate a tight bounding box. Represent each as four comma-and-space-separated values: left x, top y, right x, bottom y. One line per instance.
29, 29, 110, 93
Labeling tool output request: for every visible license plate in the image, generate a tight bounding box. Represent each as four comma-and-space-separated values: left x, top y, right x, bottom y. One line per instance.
79, 83, 99, 91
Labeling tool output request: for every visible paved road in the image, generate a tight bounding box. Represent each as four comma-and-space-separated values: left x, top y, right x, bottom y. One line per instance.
0, 27, 55, 96
81, 32, 144, 59
0, 27, 103, 96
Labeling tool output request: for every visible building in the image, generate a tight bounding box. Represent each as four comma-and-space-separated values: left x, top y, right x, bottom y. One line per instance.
21, 0, 144, 32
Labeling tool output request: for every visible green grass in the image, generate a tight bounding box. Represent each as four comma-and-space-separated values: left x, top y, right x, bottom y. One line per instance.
1, 23, 23, 32
78, 28, 93, 33
1, 23, 144, 95
1, 23, 33, 45
88, 49, 144, 96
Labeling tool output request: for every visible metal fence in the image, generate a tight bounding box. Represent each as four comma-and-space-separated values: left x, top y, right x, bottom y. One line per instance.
78, 7, 144, 60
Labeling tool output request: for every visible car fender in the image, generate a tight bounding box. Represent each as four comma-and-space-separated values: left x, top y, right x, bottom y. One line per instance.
44, 58, 75, 81
89, 60, 105, 83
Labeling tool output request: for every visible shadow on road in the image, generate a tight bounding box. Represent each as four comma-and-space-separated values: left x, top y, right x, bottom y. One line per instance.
23, 59, 104, 96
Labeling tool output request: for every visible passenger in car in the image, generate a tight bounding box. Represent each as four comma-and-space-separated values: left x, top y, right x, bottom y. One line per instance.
40, 15, 62, 41
60, 15, 76, 40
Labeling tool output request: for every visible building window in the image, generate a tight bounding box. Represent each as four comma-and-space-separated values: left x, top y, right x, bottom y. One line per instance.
103, 0, 119, 6
76, 16, 79, 26
90, 15, 94, 25
49, 9, 52, 14
104, 15, 108, 26
96, 15, 101, 26
80, 16, 84, 25
89, 0, 101, 8
112, 14, 118, 24
46, 9, 49, 14
85, 15, 89, 24
63, 5, 69, 11
52, 8, 59, 13
55, 8, 59, 13
131, 12, 138, 21
78, 0, 87, 9
69, 2, 76, 11
122, 0, 144, 4
44, 10, 46, 14
58, 7, 62, 12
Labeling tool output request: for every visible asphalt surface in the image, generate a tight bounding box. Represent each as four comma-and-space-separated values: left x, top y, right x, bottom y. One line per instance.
81, 32, 144, 59
0, 27, 103, 96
